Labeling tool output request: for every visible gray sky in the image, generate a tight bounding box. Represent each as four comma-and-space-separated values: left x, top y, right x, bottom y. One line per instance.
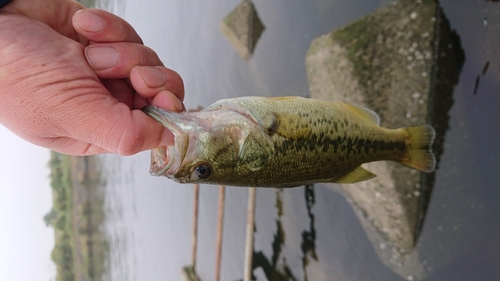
0, 125, 55, 281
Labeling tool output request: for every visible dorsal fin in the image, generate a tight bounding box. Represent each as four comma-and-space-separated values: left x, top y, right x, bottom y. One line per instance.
343, 103, 380, 125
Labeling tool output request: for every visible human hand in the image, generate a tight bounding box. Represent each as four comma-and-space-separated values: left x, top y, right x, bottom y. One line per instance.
0, 3, 184, 155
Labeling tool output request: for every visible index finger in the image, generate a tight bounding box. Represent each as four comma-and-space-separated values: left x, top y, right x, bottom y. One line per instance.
72, 8, 143, 44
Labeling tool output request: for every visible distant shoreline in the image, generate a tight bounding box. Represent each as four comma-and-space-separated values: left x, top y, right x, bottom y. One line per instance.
47, 152, 107, 281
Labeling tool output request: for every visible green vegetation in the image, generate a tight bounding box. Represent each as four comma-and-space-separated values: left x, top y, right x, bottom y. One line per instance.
46, 152, 108, 281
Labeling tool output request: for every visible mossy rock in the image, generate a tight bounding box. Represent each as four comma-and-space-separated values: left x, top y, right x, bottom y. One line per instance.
306, 0, 463, 279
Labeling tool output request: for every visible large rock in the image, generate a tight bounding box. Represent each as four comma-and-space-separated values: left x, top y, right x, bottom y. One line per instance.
221, 0, 265, 60
306, 0, 462, 279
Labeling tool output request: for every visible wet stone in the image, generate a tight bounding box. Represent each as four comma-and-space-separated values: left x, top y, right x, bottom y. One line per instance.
306, 0, 463, 279
221, 0, 265, 60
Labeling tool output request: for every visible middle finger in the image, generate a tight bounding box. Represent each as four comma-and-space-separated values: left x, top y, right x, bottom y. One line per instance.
85, 42, 163, 77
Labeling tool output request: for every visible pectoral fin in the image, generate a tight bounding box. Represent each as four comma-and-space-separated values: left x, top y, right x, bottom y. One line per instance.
261, 97, 311, 139
234, 133, 275, 174
331, 166, 376, 183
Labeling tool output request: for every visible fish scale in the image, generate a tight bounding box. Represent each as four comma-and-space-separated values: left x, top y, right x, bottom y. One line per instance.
249, 121, 405, 187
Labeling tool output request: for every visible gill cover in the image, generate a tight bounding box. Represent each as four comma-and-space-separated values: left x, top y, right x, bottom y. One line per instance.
205, 98, 277, 175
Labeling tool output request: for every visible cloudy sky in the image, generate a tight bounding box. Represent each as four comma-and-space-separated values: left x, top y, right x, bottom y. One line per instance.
0, 126, 55, 281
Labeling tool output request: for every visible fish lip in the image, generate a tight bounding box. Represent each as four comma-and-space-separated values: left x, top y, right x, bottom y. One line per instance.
143, 106, 196, 177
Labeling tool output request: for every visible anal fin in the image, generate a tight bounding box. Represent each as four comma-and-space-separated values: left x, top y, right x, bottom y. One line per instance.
331, 166, 376, 184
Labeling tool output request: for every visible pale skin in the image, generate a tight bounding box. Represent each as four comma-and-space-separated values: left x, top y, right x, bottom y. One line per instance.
0, 0, 185, 155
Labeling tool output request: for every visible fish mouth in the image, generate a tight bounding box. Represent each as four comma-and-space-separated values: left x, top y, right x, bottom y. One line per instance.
142, 106, 199, 177
149, 146, 171, 176
149, 143, 186, 177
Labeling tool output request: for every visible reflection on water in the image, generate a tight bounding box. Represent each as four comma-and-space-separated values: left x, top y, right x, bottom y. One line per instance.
473, 60, 490, 95
252, 189, 297, 281
250, 186, 317, 281
90, 0, 500, 280
300, 185, 318, 281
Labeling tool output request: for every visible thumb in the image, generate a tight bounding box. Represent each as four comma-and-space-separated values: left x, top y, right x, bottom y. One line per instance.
69, 100, 174, 156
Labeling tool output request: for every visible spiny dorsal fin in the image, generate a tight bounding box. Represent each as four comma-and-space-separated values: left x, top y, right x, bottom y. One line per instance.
331, 166, 376, 184
343, 103, 380, 125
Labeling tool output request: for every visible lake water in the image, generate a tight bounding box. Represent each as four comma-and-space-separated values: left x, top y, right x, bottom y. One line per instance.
96, 0, 500, 280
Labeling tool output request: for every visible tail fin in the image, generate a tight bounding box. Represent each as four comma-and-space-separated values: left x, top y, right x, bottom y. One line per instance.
401, 125, 436, 173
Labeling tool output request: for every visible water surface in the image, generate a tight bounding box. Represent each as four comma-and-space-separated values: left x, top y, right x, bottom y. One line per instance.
97, 0, 500, 280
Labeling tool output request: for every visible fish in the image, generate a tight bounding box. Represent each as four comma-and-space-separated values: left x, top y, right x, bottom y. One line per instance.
142, 96, 435, 188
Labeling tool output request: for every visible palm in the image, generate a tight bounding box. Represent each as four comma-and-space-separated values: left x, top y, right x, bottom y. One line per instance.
0, 14, 166, 155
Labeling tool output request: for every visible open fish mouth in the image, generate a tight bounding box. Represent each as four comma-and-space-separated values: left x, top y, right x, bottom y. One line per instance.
149, 146, 169, 176
142, 106, 196, 177
149, 146, 178, 177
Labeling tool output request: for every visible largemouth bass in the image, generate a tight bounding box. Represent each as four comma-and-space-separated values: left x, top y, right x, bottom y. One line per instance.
143, 96, 435, 187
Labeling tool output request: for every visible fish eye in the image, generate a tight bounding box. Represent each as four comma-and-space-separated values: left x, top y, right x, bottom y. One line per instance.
192, 163, 211, 180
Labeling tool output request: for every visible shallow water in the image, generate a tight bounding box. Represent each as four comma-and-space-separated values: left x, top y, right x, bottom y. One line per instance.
97, 0, 500, 280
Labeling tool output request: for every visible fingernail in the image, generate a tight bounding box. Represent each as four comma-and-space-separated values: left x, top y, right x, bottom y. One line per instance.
85, 46, 119, 69
136, 66, 167, 88
168, 92, 185, 112
74, 10, 104, 33
163, 90, 185, 111
152, 90, 184, 112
